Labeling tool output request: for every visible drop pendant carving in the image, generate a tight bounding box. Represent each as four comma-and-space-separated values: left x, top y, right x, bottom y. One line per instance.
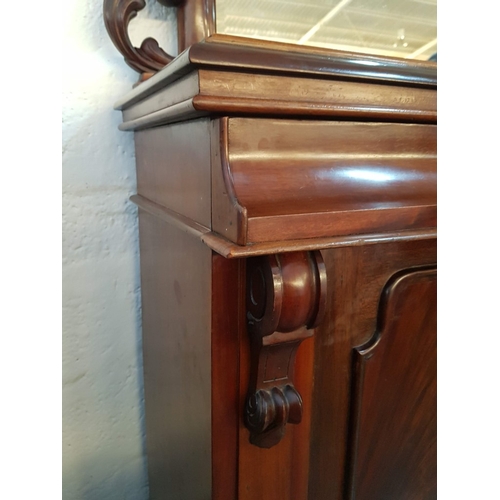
245, 251, 327, 448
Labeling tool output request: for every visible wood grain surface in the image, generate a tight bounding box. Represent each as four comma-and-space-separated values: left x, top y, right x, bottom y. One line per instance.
130, 194, 437, 259
137, 208, 212, 499
211, 254, 241, 499
308, 240, 436, 499
134, 118, 212, 227
244, 252, 327, 448
213, 118, 436, 245
110, 27, 439, 500
346, 268, 437, 500
115, 34, 436, 130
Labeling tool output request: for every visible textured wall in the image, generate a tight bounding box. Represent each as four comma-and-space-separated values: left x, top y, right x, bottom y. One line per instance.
62, 1, 177, 498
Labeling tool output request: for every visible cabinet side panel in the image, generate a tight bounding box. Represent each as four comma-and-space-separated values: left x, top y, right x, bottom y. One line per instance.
138, 209, 212, 499
135, 117, 212, 227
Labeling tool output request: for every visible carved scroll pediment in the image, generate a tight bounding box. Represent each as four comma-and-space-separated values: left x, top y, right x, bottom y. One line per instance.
103, 0, 215, 76
103, 0, 178, 74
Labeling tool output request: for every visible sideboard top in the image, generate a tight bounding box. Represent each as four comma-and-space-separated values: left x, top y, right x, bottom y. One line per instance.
118, 34, 436, 254
115, 34, 437, 111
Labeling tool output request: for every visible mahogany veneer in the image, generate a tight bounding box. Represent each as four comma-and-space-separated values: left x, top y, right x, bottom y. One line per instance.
109, 31, 437, 500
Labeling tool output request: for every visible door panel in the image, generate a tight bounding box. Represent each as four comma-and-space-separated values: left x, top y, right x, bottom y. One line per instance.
346, 268, 437, 500
308, 241, 436, 499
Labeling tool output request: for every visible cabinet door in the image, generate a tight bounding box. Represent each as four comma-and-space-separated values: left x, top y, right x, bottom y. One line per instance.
308, 242, 436, 500
235, 242, 437, 500
346, 268, 437, 500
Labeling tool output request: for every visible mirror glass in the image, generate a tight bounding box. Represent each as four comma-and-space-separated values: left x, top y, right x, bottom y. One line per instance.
216, 0, 437, 60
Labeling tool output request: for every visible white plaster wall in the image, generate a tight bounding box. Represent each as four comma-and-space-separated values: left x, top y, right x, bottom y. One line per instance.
62, 1, 178, 498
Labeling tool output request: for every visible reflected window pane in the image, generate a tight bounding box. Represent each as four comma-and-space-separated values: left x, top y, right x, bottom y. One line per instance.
216, 0, 437, 60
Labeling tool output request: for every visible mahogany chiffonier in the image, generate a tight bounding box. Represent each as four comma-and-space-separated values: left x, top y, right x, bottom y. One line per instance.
104, 1, 437, 498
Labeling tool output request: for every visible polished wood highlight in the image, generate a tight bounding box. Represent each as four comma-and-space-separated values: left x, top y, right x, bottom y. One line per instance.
129, 114, 436, 247
113, 34, 437, 91
215, 117, 436, 245
192, 34, 437, 86
244, 252, 327, 448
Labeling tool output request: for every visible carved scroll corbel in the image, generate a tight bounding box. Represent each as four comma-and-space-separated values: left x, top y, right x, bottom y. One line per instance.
245, 251, 327, 448
103, 0, 183, 75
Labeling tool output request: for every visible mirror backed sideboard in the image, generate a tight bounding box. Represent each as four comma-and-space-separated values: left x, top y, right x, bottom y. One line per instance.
103, 1, 437, 498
